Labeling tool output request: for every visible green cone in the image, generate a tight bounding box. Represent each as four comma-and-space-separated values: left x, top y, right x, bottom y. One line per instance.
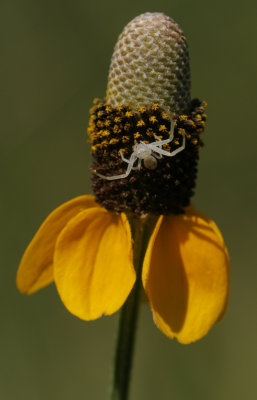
106, 12, 191, 114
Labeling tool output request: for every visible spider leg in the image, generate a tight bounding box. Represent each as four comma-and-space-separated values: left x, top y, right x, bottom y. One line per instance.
153, 134, 162, 142
95, 153, 137, 180
120, 150, 130, 164
148, 134, 185, 157
152, 151, 162, 159
133, 158, 142, 170
151, 118, 175, 147
120, 150, 140, 170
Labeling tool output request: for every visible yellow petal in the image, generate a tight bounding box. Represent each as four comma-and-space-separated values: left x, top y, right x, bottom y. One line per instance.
54, 208, 136, 320
17, 195, 98, 294
142, 210, 230, 344
186, 206, 230, 321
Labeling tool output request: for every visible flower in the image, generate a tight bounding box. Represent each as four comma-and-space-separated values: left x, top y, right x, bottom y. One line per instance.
17, 195, 229, 344
17, 12, 230, 344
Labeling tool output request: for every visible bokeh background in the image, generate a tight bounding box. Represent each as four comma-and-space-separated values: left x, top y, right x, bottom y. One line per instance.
1, 0, 257, 399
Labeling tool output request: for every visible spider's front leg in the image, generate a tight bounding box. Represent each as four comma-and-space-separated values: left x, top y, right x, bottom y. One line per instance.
120, 150, 140, 170
96, 153, 137, 180
120, 150, 130, 164
152, 118, 175, 147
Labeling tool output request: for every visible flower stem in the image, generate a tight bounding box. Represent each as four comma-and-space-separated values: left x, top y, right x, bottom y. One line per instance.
110, 215, 157, 400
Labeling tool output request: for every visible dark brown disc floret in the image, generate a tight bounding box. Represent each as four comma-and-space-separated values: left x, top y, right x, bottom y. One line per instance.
88, 99, 207, 216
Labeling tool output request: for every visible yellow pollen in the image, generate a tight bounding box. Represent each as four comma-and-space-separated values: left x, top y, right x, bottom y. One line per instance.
114, 117, 121, 123
89, 106, 97, 114
102, 130, 110, 137
137, 120, 145, 127
161, 112, 169, 119
97, 111, 104, 117
152, 104, 159, 110
110, 151, 119, 159
138, 106, 146, 113
113, 125, 121, 133
97, 120, 104, 128
125, 111, 133, 117
117, 105, 124, 112
105, 106, 112, 113
96, 129, 103, 137
110, 138, 119, 145
178, 128, 186, 135
146, 128, 154, 136
159, 125, 167, 132
192, 138, 198, 144
124, 123, 131, 131
134, 132, 141, 139
149, 116, 157, 123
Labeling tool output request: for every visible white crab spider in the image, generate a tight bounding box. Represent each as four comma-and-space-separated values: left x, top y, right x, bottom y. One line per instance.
96, 116, 185, 180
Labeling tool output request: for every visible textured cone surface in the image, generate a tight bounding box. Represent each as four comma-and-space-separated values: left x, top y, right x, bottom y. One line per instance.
106, 12, 191, 114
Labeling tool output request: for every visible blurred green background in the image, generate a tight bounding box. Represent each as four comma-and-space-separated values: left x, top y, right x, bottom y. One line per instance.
1, 0, 257, 399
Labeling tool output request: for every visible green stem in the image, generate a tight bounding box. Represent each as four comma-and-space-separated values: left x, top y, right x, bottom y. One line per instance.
110, 215, 157, 400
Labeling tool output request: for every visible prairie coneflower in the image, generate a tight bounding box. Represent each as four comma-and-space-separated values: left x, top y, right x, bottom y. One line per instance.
17, 12, 230, 400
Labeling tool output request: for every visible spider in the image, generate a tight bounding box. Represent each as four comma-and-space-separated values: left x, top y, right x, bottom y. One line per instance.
96, 117, 186, 180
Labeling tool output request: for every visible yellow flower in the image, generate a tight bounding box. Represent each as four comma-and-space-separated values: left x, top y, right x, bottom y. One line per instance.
17, 194, 229, 344
17, 12, 230, 346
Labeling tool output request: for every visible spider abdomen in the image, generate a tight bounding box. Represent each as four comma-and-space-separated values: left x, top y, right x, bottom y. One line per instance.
144, 156, 158, 170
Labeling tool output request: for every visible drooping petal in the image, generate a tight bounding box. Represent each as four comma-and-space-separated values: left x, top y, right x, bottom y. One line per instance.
54, 207, 135, 320
186, 206, 230, 321
142, 210, 229, 344
17, 195, 98, 294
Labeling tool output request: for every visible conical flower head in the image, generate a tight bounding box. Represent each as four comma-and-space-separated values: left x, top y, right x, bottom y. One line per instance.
89, 13, 206, 216
106, 12, 191, 114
